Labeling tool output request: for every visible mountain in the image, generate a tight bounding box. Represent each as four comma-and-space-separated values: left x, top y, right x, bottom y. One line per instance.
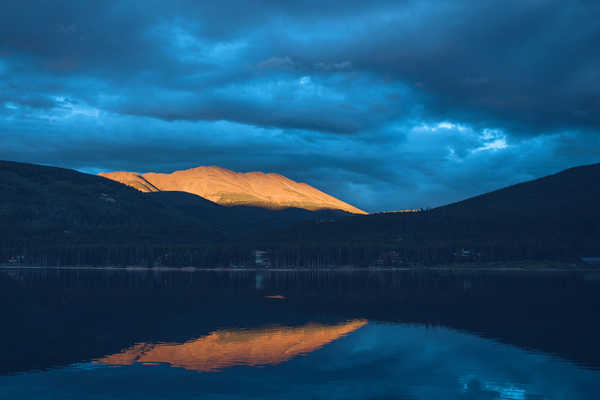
436, 163, 600, 222
0, 160, 221, 245
99, 166, 366, 214
2, 160, 598, 267
283, 162, 600, 236
0, 161, 354, 242
263, 163, 600, 265
146, 190, 352, 236
0, 160, 355, 266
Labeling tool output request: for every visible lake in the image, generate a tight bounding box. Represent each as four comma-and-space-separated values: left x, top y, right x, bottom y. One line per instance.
1, 268, 599, 399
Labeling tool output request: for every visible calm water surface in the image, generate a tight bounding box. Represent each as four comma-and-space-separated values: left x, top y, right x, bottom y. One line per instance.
1, 268, 599, 399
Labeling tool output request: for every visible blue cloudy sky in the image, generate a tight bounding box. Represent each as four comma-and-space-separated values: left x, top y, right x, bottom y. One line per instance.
1, 1, 599, 211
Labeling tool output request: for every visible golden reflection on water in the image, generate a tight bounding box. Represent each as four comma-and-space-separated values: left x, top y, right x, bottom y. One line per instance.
97, 320, 367, 372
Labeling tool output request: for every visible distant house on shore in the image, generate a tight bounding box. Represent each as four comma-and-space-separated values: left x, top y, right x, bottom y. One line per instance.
254, 250, 271, 268
453, 249, 480, 261
7, 255, 24, 265
581, 257, 600, 265
373, 250, 405, 267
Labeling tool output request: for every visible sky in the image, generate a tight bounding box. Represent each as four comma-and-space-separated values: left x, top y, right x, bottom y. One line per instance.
1, 1, 599, 212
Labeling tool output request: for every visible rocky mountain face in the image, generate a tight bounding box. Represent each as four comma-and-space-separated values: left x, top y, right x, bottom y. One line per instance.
99, 166, 366, 214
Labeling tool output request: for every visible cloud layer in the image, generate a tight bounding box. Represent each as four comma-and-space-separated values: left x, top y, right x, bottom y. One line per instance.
1, 1, 599, 211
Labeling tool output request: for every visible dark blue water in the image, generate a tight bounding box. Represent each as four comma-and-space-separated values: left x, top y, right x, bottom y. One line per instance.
1, 268, 599, 399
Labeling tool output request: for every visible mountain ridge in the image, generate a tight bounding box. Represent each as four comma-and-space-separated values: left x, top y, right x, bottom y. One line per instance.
435, 162, 600, 220
99, 166, 366, 214
2, 159, 599, 267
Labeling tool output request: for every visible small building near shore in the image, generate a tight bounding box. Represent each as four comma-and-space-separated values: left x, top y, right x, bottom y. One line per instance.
7, 255, 24, 265
581, 257, 600, 265
453, 249, 480, 261
373, 250, 405, 267
254, 250, 271, 268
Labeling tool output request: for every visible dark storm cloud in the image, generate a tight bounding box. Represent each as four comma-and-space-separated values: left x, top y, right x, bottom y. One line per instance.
3, 0, 597, 133
1, 0, 599, 210
258, 0, 600, 134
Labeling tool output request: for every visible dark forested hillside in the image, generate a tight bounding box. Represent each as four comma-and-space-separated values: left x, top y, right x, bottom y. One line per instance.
1, 160, 599, 267
0, 161, 354, 266
0, 160, 201, 241
0, 161, 228, 265
259, 163, 600, 266
437, 163, 600, 222
146, 190, 351, 236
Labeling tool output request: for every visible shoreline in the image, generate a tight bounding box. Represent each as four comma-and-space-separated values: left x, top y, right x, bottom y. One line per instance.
1, 264, 598, 273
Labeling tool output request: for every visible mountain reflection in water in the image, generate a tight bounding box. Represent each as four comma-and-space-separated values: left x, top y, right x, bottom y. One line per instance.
98, 320, 367, 372
2, 268, 600, 399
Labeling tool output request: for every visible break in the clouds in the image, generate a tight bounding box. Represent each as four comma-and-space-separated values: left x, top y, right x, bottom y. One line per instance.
1, 1, 599, 211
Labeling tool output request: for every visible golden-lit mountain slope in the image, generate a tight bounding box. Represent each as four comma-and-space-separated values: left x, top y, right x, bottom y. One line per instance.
97, 320, 367, 372
99, 166, 366, 214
